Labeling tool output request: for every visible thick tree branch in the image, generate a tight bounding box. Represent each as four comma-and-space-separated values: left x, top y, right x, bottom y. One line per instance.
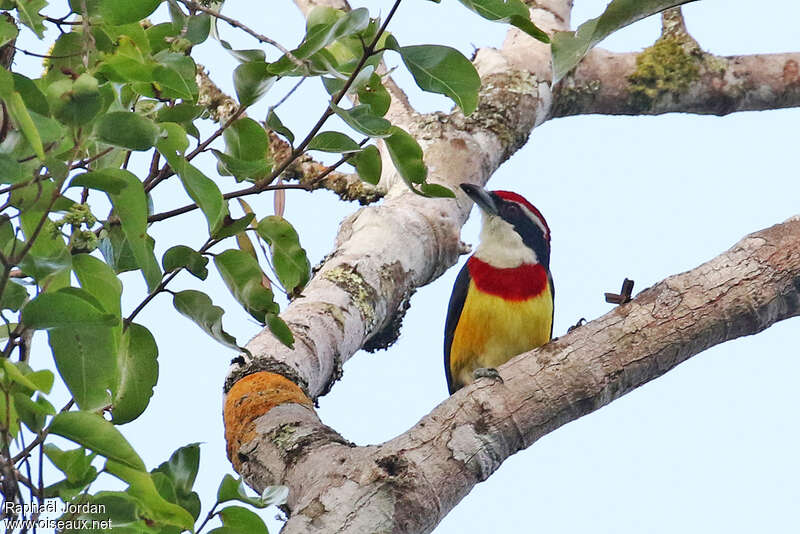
223, 1, 800, 532
553, 48, 800, 117
552, 10, 800, 118
232, 217, 800, 533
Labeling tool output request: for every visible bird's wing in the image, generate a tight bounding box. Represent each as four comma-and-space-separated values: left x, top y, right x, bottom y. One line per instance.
548, 272, 555, 339
444, 261, 471, 395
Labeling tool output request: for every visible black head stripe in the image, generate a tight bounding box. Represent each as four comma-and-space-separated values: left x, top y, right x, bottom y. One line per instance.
496, 198, 551, 269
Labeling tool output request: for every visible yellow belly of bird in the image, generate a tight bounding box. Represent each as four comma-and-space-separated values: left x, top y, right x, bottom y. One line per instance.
450, 281, 552, 389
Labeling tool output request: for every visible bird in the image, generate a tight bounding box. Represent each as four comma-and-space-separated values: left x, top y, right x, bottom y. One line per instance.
443, 183, 554, 394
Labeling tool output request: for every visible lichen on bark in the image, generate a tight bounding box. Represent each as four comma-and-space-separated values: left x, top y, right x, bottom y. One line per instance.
627, 35, 702, 111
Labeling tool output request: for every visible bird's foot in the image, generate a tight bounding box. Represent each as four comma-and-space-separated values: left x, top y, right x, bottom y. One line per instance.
567, 317, 587, 333
473, 367, 503, 384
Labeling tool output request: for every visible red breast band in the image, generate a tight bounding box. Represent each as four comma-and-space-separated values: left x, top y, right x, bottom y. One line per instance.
467, 256, 548, 301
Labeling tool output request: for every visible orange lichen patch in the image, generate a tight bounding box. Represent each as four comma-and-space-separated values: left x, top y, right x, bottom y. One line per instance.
224, 372, 313, 468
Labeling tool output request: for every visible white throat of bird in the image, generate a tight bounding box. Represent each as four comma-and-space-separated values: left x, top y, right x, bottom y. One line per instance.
473, 213, 537, 268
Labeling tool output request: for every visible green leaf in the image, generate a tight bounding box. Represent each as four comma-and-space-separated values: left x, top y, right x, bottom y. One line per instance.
216, 506, 269, 534
358, 73, 391, 116
49, 324, 117, 410
13, 73, 49, 116
1, 359, 41, 391
48, 73, 103, 126
5, 90, 45, 159
70, 169, 128, 194
106, 460, 195, 530
173, 159, 229, 235
44, 469, 99, 501
112, 323, 158, 425
0, 323, 16, 340
397, 45, 481, 115
0, 389, 19, 438
156, 102, 203, 123
72, 170, 162, 292
551, 0, 695, 83
0, 153, 24, 184
0, 279, 28, 311
95, 111, 160, 151
172, 290, 242, 352
153, 52, 198, 100
214, 213, 256, 240
22, 289, 118, 329
15, 393, 54, 433
153, 443, 200, 498
351, 145, 382, 185
307, 131, 362, 153
162, 245, 209, 280
53, 492, 144, 530
384, 126, 427, 185
96, 0, 162, 24
98, 224, 155, 275
223, 117, 269, 161
233, 61, 275, 107
330, 103, 392, 138
25, 289, 118, 410
186, 13, 211, 44
72, 254, 122, 319
266, 314, 294, 349
269, 7, 370, 74
212, 150, 271, 182
266, 109, 294, 144
43, 444, 96, 483
15, 0, 46, 38
321, 76, 346, 96
152, 445, 203, 518
217, 475, 269, 508
50, 412, 145, 470
15, 367, 54, 393
456, 0, 549, 42
0, 14, 19, 47
157, 122, 189, 156
420, 183, 456, 198
213, 249, 278, 324
256, 216, 311, 296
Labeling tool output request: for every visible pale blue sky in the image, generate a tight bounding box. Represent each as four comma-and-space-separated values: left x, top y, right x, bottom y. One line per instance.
16, 1, 800, 532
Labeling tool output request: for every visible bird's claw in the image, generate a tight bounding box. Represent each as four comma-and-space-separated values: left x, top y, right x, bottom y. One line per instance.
473, 367, 503, 384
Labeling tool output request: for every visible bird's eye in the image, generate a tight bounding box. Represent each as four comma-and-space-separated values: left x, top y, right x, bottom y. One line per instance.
504, 203, 520, 216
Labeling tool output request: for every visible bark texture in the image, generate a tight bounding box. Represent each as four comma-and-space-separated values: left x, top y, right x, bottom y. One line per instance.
241, 218, 800, 533
220, 1, 800, 532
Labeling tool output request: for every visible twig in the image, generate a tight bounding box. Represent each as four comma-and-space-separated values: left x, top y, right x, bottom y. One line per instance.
147, 0, 402, 223
176, 0, 303, 67
11, 399, 74, 465
124, 237, 216, 326
144, 107, 246, 192
69, 146, 115, 170
270, 77, 306, 113
11, 45, 81, 60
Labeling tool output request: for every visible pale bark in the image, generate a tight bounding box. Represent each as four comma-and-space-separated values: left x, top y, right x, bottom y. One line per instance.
222, 1, 800, 532
553, 48, 800, 117
241, 217, 800, 533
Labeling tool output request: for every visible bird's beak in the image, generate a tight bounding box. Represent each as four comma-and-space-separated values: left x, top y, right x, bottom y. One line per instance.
460, 183, 498, 216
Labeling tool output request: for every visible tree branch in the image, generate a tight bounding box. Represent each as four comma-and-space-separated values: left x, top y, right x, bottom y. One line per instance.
230, 216, 800, 533
552, 29, 800, 117
222, 1, 800, 532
